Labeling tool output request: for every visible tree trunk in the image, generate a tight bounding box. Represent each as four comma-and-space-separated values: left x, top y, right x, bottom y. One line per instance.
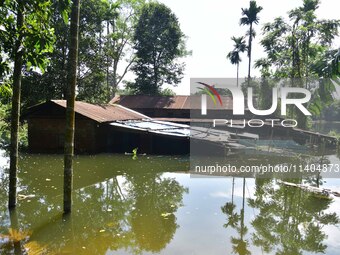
241, 177, 246, 240
10, 209, 21, 254
231, 177, 235, 204
236, 63, 239, 87
242, 177, 245, 211
247, 23, 253, 86
113, 60, 118, 97
64, 0, 80, 214
106, 20, 110, 102
61, 45, 68, 99
111, 18, 117, 99
9, 0, 24, 210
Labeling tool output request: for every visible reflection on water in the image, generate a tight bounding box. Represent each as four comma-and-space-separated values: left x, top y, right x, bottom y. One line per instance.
222, 178, 340, 255
0, 154, 189, 254
0, 152, 340, 254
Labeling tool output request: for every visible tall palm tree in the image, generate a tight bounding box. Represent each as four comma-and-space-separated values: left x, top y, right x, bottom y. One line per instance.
227, 36, 247, 87
240, 0, 263, 85
64, 0, 80, 214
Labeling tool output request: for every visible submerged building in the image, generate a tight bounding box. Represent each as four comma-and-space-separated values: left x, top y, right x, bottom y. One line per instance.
24, 100, 190, 154
110, 95, 250, 123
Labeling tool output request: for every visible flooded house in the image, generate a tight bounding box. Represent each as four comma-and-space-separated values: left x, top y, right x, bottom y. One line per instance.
24, 100, 190, 154
24, 98, 337, 156
110, 95, 284, 136
110, 95, 255, 123
110, 95, 192, 120
111, 95, 338, 148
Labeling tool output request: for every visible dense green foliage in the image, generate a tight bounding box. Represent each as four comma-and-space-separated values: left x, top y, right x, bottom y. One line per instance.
0, 0, 56, 208
2, 0, 184, 106
128, 2, 188, 95
0, 103, 27, 150
256, 0, 340, 80
0, 103, 11, 149
0, 0, 57, 152
20, 0, 145, 106
226, 0, 340, 127
254, 0, 340, 127
0, 0, 55, 75
0, 0, 186, 152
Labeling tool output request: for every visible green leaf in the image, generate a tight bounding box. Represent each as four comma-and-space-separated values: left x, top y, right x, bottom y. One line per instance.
61, 10, 69, 24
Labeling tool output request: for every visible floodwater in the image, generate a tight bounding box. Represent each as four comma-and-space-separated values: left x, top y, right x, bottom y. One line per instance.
1, 145, 340, 254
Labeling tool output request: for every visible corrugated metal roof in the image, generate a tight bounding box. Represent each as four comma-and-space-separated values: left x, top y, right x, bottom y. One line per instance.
110, 95, 234, 110
110, 119, 190, 137
49, 100, 148, 122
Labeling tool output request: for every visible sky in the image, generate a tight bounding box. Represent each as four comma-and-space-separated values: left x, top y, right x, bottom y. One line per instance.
155, 0, 340, 95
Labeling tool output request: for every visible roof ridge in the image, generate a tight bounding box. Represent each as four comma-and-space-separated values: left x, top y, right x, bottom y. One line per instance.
50, 100, 146, 122
113, 104, 150, 120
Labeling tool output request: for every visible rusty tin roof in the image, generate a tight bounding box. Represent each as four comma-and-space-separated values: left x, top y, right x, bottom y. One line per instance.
110, 95, 234, 110
25, 100, 148, 123
52, 100, 148, 122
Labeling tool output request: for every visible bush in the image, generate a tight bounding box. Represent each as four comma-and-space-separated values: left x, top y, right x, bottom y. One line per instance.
0, 103, 28, 150
0, 103, 10, 149
328, 130, 340, 139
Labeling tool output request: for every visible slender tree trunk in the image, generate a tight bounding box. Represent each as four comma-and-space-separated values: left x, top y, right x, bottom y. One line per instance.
231, 177, 235, 204
61, 45, 68, 99
111, 18, 117, 98
291, 26, 296, 79
106, 20, 110, 102
247, 23, 253, 86
242, 177, 245, 211
241, 177, 245, 240
113, 60, 118, 97
236, 63, 239, 87
64, 0, 80, 214
10, 209, 22, 254
9, 0, 24, 210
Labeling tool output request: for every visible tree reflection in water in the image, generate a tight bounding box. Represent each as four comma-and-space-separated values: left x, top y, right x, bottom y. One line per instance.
0, 171, 188, 254
222, 177, 339, 255
222, 177, 251, 255
127, 172, 188, 253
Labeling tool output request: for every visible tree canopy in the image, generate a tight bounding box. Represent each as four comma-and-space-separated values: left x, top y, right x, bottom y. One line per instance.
20, 0, 144, 106
128, 2, 188, 95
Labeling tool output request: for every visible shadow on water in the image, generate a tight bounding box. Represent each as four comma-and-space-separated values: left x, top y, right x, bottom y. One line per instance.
0, 154, 189, 254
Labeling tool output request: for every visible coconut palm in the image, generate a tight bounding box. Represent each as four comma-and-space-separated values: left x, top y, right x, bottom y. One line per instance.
227, 36, 247, 87
240, 1, 263, 85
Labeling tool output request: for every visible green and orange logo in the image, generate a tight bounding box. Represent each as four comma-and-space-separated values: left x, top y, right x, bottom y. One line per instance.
197, 82, 223, 106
